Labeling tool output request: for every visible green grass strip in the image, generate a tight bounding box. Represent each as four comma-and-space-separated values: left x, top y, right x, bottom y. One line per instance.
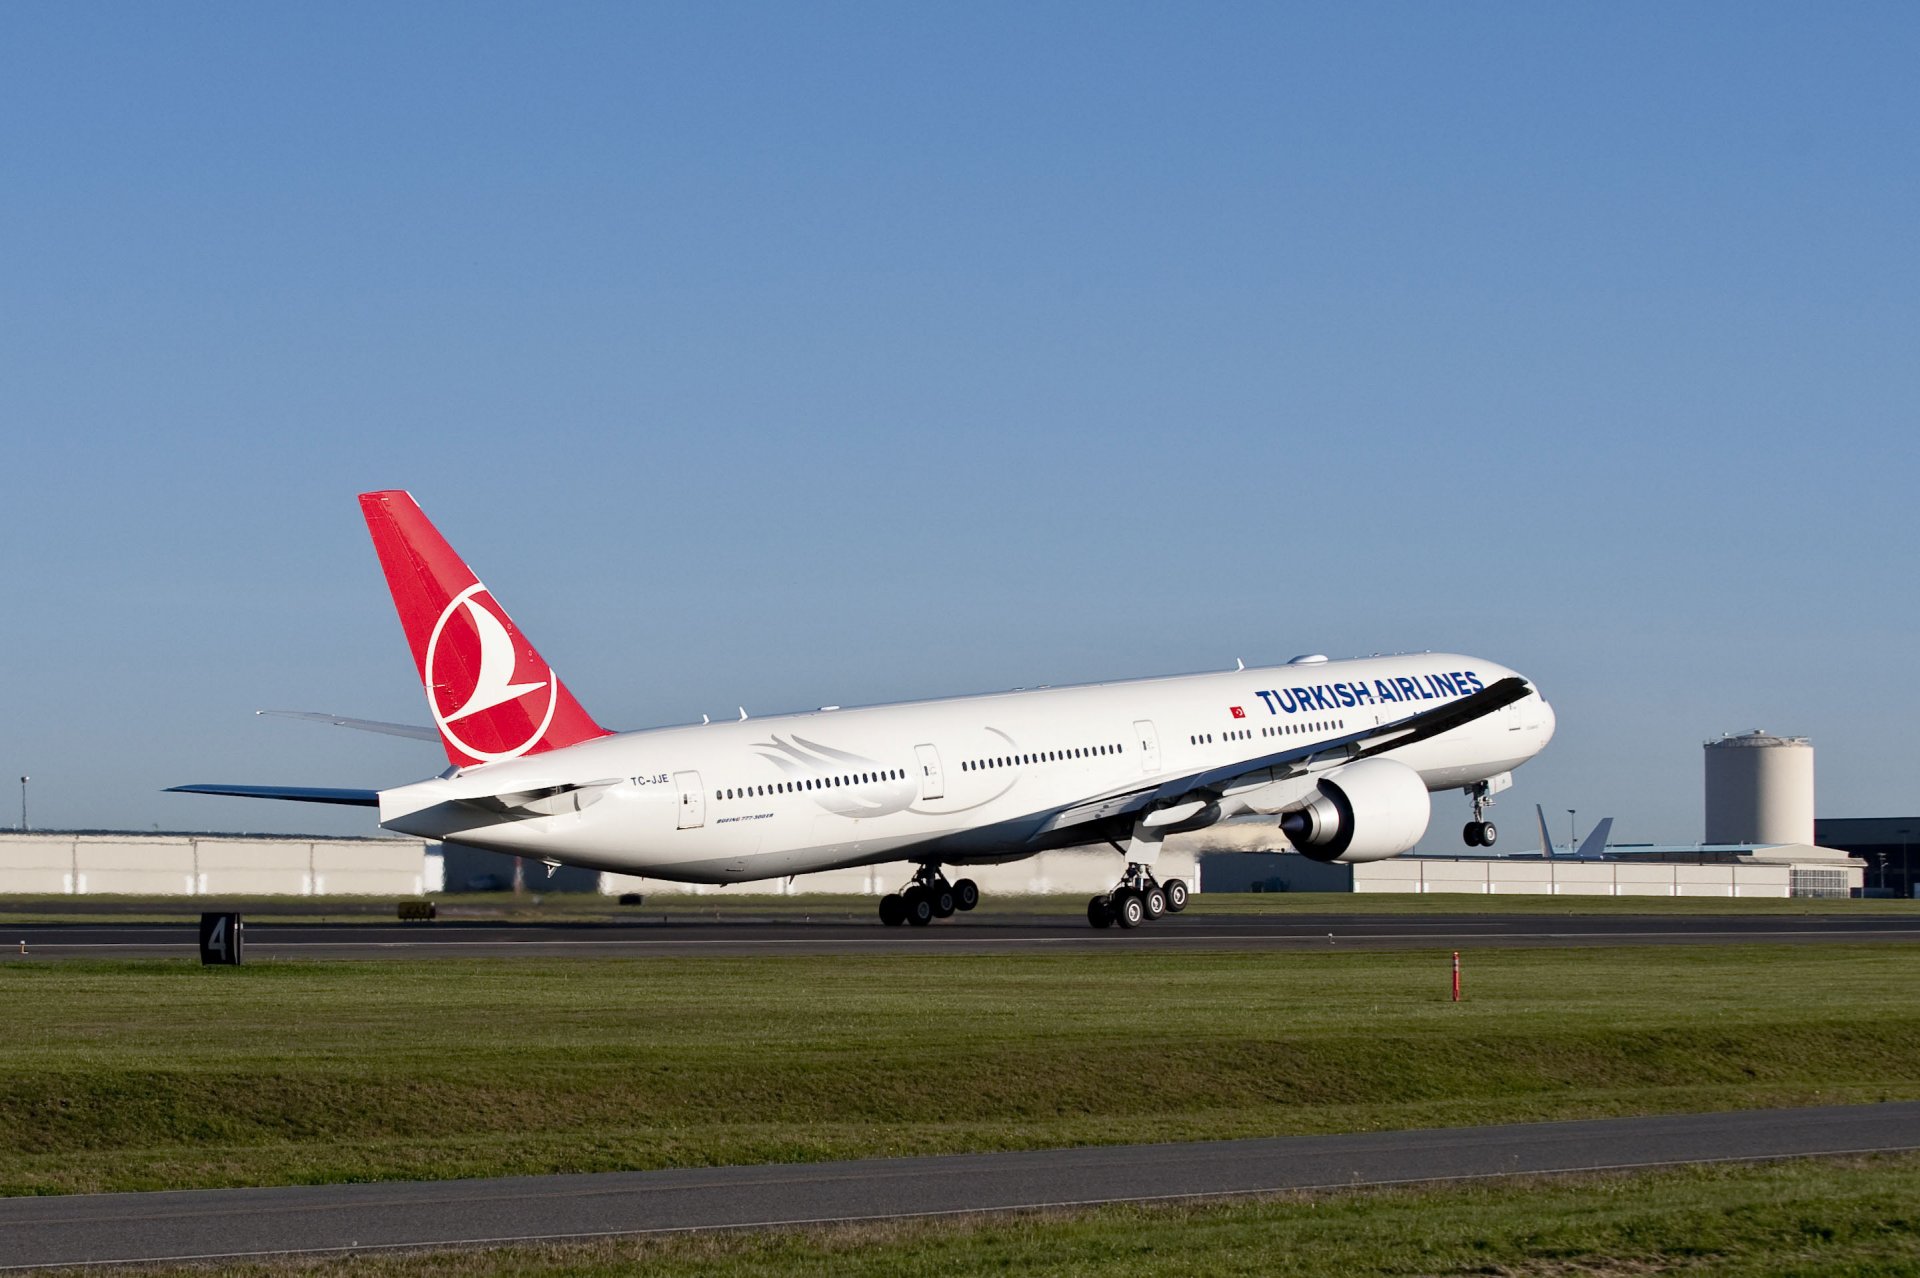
4, 946, 1918, 1196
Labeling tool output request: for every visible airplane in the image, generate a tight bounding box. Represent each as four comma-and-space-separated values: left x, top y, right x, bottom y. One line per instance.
1535, 805, 1614, 859
173, 491, 1558, 930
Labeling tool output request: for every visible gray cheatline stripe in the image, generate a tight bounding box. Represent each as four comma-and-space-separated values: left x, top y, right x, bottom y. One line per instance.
8, 1141, 1918, 1272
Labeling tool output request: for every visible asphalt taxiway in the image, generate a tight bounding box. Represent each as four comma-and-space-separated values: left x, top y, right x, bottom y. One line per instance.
6, 910, 1920, 960
2, 1102, 1915, 1269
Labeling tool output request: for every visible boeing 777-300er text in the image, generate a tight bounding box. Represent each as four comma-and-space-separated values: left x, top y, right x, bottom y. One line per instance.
175, 491, 1557, 928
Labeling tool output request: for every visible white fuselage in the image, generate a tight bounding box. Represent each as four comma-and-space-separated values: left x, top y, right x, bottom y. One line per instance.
379, 652, 1554, 883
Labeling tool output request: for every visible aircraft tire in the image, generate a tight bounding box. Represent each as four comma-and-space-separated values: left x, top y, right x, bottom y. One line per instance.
1163, 878, 1189, 912
903, 887, 935, 927
953, 878, 980, 911
930, 884, 957, 918
878, 894, 907, 927
1113, 890, 1146, 929
1087, 895, 1115, 928
1143, 886, 1167, 920
1481, 821, 1497, 846
1463, 821, 1484, 847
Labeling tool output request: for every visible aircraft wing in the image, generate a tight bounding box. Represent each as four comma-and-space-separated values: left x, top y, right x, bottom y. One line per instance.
1033, 675, 1534, 840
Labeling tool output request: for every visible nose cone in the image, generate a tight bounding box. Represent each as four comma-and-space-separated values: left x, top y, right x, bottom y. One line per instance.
1537, 695, 1557, 749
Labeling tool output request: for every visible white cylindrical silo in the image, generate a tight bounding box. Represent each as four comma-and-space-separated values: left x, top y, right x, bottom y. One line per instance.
1703, 731, 1814, 846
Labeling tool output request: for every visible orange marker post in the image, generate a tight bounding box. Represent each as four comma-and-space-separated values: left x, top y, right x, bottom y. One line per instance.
1451, 950, 1461, 1002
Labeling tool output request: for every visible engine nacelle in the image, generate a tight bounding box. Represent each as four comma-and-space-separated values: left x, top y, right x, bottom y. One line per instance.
1277, 758, 1430, 863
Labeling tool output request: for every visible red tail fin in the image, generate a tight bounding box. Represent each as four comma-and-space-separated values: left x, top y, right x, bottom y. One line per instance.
359, 491, 610, 768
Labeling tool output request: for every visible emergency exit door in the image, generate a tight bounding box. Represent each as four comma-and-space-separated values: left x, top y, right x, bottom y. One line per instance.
1134, 720, 1160, 772
674, 771, 706, 829
914, 744, 945, 801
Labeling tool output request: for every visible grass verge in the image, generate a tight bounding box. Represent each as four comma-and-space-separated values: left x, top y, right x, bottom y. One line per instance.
4, 944, 1918, 1197
44, 1154, 1920, 1277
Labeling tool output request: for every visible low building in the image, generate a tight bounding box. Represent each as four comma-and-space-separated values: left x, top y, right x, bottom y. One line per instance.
1191, 819, 1865, 898
0, 829, 1194, 899
0, 831, 436, 896
1201, 849, 1860, 898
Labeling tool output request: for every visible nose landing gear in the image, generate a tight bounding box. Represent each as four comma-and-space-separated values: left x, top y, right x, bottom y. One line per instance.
1463, 779, 1499, 847
878, 865, 979, 927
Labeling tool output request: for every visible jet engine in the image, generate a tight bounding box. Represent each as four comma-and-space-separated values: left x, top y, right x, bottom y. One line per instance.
1277, 758, 1430, 863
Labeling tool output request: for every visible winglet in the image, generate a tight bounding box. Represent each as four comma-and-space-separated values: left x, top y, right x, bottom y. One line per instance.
359, 491, 610, 768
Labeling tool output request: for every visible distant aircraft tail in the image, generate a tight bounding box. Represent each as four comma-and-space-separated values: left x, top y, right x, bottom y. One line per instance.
1576, 817, 1613, 859
358, 491, 610, 768
1536, 804, 1613, 858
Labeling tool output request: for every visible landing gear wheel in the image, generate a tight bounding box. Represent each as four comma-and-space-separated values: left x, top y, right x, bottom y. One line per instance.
903, 886, 935, 927
1163, 879, 1189, 912
1464, 780, 1499, 850
953, 879, 980, 912
1143, 886, 1167, 920
929, 883, 957, 918
878, 894, 907, 927
1087, 895, 1115, 929
1113, 890, 1146, 929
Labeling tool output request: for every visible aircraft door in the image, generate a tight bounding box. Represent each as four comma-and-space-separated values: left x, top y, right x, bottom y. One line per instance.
1134, 720, 1160, 773
914, 744, 945, 801
674, 771, 706, 829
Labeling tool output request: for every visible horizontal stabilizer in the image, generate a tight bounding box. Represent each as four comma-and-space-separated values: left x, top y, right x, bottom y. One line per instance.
257, 709, 441, 742
167, 784, 380, 807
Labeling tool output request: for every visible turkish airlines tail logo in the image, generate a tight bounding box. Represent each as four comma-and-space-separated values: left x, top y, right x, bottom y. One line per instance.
360, 491, 610, 768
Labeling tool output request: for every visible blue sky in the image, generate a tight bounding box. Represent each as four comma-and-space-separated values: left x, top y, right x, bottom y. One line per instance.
3, 3, 1915, 844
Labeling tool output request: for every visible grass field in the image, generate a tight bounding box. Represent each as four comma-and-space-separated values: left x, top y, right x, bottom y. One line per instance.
3, 889, 1918, 924
5, 944, 1919, 1197
42, 1155, 1920, 1277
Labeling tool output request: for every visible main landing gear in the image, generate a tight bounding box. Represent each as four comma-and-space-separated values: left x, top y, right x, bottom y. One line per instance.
1087, 863, 1189, 930
878, 865, 979, 927
1463, 779, 1499, 848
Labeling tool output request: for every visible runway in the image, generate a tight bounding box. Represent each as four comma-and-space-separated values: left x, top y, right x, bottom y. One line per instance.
6, 911, 1920, 959
1, 1102, 1914, 1269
